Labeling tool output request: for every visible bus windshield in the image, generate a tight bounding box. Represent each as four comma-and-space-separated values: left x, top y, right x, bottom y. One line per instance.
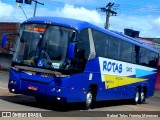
13, 24, 76, 71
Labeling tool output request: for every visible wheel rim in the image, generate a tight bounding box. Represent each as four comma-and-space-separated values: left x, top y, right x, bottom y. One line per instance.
86, 92, 92, 108
141, 92, 145, 101
135, 91, 139, 102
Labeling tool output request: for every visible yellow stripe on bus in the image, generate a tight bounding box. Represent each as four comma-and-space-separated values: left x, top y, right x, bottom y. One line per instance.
104, 75, 147, 89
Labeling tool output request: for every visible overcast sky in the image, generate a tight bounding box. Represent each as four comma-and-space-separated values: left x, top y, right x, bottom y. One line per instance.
0, 0, 160, 38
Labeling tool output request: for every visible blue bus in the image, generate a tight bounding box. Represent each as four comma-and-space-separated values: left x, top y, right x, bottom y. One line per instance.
2, 17, 159, 109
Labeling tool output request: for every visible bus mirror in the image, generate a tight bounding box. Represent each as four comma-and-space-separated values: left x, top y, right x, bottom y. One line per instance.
67, 43, 75, 59
2, 34, 7, 48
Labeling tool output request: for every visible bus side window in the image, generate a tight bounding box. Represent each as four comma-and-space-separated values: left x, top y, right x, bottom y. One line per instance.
139, 47, 158, 68
74, 49, 87, 70
139, 47, 148, 66
92, 29, 109, 58
120, 41, 133, 63
77, 29, 90, 61
135, 45, 140, 64
108, 36, 121, 60
149, 52, 158, 68
76, 29, 90, 71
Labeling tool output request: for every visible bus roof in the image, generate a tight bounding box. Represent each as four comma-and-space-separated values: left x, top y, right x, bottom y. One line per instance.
24, 17, 160, 54
23, 16, 92, 31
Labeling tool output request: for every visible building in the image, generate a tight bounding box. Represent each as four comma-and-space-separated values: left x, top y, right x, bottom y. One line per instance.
138, 38, 160, 50
0, 22, 20, 54
0, 22, 20, 70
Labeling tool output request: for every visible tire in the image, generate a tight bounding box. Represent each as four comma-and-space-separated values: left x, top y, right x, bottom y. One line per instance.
139, 90, 145, 104
133, 90, 140, 105
85, 90, 94, 110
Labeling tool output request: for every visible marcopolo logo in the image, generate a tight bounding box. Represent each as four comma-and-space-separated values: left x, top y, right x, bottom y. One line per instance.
103, 60, 122, 73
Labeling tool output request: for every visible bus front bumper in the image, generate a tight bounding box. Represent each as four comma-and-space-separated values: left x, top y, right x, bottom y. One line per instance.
8, 79, 86, 103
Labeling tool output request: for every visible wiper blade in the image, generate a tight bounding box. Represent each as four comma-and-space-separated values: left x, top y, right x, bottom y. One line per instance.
45, 51, 51, 63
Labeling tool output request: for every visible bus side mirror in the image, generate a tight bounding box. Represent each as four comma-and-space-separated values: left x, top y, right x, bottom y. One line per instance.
2, 34, 7, 48
67, 43, 75, 59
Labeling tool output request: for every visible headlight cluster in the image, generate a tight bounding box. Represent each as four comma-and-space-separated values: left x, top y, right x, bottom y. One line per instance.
52, 88, 61, 92
10, 80, 17, 85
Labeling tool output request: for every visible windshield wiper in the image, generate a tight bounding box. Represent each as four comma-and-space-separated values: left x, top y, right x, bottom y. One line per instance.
45, 51, 51, 63
44, 51, 55, 69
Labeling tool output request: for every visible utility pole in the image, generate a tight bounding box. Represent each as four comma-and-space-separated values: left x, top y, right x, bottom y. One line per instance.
98, 2, 117, 30
32, 0, 44, 17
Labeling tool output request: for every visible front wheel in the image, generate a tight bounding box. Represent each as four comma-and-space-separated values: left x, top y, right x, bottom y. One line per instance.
85, 90, 93, 110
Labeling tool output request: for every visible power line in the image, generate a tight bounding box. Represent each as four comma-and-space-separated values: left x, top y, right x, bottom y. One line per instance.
0, 0, 160, 14
0, 0, 160, 24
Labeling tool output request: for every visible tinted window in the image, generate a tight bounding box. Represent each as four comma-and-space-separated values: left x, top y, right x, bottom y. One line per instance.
149, 52, 158, 68
108, 36, 121, 60
77, 29, 90, 60
140, 47, 158, 68
91, 28, 158, 68
120, 41, 133, 63
92, 29, 109, 57
139, 48, 149, 66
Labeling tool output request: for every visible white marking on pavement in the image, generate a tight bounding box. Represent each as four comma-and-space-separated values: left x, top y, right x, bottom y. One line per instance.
0, 87, 7, 89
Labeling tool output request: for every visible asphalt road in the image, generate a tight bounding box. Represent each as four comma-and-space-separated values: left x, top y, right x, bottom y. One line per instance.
0, 71, 160, 120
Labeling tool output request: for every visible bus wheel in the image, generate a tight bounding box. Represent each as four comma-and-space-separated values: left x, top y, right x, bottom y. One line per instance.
85, 90, 93, 110
139, 90, 145, 104
133, 90, 140, 105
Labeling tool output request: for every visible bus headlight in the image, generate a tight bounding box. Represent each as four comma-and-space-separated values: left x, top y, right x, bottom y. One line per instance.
51, 88, 61, 92
52, 88, 56, 91
57, 88, 61, 92
11, 89, 15, 92
10, 80, 17, 85
57, 97, 61, 100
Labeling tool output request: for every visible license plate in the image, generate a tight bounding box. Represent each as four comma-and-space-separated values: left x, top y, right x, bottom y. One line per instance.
28, 85, 38, 91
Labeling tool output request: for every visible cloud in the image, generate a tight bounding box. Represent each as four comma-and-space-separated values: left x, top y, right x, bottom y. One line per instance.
154, 17, 160, 30
41, 4, 160, 38
0, 1, 32, 22
0, 1, 159, 38
54, 4, 103, 25
35, 4, 105, 27
110, 15, 159, 37
0, 1, 14, 20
